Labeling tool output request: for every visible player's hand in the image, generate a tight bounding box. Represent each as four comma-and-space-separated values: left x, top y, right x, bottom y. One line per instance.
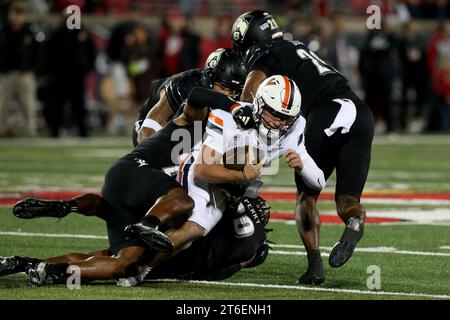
243, 152, 266, 182
285, 149, 303, 171
232, 104, 256, 129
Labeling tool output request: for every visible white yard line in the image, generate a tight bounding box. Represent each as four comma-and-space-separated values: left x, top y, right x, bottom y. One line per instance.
0, 231, 107, 240
1, 231, 449, 257
149, 279, 450, 299
273, 208, 450, 224
362, 199, 450, 205
271, 244, 450, 257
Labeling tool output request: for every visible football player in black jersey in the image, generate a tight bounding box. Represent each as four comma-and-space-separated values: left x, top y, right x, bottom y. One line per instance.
1, 196, 270, 286
132, 47, 245, 146
231, 10, 375, 285
1, 49, 259, 285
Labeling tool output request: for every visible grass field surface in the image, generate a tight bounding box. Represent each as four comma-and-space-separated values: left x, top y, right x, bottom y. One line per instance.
0, 135, 449, 299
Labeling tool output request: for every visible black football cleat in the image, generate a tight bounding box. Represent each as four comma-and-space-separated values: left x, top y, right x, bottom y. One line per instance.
329, 216, 365, 268
26, 262, 49, 287
124, 223, 174, 253
13, 198, 73, 219
0, 256, 41, 277
297, 260, 325, 286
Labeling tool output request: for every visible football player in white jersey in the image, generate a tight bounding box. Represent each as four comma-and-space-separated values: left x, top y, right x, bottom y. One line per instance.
131, 75, 325, 270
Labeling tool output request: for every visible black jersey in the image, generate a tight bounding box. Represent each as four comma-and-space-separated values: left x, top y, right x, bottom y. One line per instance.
128, 119, 206, 174
137, 69, 204, 122
146, 210, 268, 281
137, 78, 167, 121
244, 39, 348, 117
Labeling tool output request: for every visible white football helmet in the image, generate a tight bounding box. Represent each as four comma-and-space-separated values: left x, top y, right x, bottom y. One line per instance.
253, 75, 302, 140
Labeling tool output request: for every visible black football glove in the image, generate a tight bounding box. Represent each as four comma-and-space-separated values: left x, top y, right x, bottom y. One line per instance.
238, 196, 271, 226
231, 104, 256, 130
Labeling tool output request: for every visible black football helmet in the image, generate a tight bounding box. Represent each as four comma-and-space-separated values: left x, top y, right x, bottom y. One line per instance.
231, 10, 283, 55
202, 48, 246, 93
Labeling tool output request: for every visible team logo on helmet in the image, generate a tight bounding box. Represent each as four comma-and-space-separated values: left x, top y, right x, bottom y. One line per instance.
206, 48, 225, 69
232, 17, 250, 42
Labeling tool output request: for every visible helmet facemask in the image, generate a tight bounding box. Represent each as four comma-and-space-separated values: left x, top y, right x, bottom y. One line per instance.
254, 96, 298, 142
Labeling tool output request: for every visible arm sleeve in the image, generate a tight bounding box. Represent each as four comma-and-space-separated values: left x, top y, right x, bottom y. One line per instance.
187, 87, 236, 111
295, 135, 326, 191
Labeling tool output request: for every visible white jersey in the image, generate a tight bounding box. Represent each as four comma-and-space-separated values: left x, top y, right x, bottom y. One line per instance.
178, 107, 325, 235
202, 109, 325, 191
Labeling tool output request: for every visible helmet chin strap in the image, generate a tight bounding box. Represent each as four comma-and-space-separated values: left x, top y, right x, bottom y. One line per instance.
258, 123, 281, 145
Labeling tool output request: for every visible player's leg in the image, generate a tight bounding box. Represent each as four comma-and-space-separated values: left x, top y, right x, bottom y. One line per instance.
16, 72, 37, 136
328, 95, 374, 268
44, 249, 110, 264
0, 73, 15, 136
27, 246, 147, 286
0, 249, 110, 277
13, 193, 107, 220
127, 184, 223, 269
146, 221, 205, 267
294, 189, 325, 285
294, 105, 340, 285
124, 187, 194, 252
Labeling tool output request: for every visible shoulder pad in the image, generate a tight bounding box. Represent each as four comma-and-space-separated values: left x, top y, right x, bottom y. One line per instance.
207, 110, 237, 135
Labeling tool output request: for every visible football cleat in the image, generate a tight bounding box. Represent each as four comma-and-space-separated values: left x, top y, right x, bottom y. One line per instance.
26, 262, 49, 287
297, 260, 325, 286
328, 216, 365, 268
13, 198, 73, 219
0, 256, 40, 277
124, 223, 174, 253
117, 266, 153, 287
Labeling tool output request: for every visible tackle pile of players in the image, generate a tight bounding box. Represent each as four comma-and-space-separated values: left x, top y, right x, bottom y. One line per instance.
0, 10, 374, 287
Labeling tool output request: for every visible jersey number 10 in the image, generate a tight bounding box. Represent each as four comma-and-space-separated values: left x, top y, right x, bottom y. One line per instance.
296, 49, 337, 76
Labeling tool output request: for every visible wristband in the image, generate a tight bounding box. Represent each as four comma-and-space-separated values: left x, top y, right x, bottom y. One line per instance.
141, 118, 162, 132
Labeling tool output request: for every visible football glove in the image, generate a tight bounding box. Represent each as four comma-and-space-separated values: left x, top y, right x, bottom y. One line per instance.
237, 196, 271, 226
231, 104, 256, 130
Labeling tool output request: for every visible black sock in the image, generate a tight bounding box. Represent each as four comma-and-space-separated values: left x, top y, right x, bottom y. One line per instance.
66, 200, 79, 213
140, 215, 161, 229
307, 250, 323, 266
46, 263, 70, 283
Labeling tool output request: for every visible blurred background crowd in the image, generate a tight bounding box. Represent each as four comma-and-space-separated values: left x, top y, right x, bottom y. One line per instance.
1, 0, 450, 138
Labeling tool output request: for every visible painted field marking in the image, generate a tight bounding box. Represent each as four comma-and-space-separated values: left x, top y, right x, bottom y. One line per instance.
439, 246, 450, 250
269, 244, 450, 257
149, 279, 450, 299
0, 231, 449, 258
272, 208, 450, 224
0, 231, 107, 240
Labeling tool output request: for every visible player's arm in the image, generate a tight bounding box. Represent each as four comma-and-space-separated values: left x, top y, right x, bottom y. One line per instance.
181, 87, 237, 124
186, 87, 256, 129
194, 110, 265, 184
285, 141, 326, 191
194, 145, 263, 185
137, 90, 173, 143
241, 69, 268, 102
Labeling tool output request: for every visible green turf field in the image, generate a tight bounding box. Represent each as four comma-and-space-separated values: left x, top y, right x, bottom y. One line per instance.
0, 135, 449, 299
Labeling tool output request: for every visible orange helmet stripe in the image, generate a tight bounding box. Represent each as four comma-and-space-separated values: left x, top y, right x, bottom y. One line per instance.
282, 76, 291, 109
